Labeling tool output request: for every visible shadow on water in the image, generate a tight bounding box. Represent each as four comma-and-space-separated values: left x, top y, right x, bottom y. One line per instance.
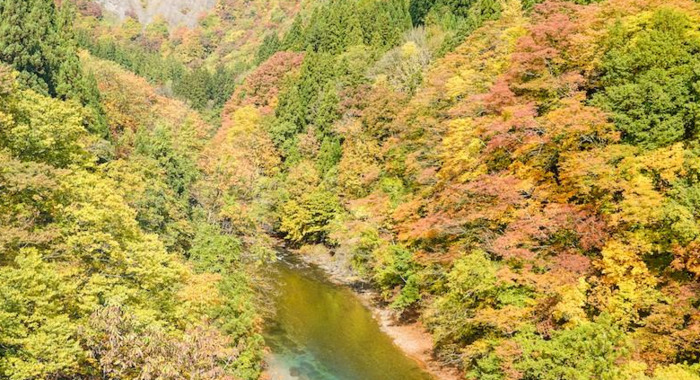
263, 252, 434, 380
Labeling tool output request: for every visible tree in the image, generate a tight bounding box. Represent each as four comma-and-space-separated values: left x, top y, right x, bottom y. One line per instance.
0, 0, 82, 98
175, 67, 213, 110
0, 0, 60, 94
0, 86, 88, 168
256, 33, 281, 64
83, 307, 239, 380
410, 0, 439, 25
0, 250, 83, 380
0, 0, 107, 136
210, 65, 237, 108
593, 9, 700, 148
514, 316, 628, 380
280, 188, 340, 244
0, 56, 262, 380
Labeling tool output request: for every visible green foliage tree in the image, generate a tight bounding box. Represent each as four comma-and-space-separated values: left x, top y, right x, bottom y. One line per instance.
211, 65, 237, 108
372, 244, 423, 310
0, 0, 61, 94
0, 84, 88, 168
427, 251, 501, 347
317, 136, 343, 175
189, 222, 242, 273
282, 16, 306, 51
175, 66, 213, 110
188, 222, 264, 379
593, 9, 700, 148
134, 124, 199, 197
514, 316, 628, 380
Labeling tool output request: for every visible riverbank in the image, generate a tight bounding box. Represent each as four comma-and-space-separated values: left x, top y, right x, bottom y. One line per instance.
261, 248, 435, 380
291, 245, 462, 380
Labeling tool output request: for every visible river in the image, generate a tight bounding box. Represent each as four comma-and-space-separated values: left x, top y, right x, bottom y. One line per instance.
263, 252, 435, 380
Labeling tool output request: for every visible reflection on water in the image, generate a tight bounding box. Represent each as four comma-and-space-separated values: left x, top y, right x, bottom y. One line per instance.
263, 253, 434, 380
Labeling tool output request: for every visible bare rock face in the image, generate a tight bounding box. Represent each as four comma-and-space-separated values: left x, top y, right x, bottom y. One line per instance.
95, 0, 217, 27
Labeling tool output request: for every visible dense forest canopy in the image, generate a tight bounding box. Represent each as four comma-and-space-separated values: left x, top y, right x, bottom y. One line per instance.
3, 0, 700, 379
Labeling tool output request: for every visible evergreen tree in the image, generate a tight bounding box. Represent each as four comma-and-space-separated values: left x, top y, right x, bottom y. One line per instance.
282, 17, 305, 51
323, 4, 346, 54
0, 0, 108, 137
0, 0, 60, 95
305, 7, 328, 53
441, 0, 481, 17
409, 0, 438, 25
211, 66, 236, 109
80, 70, 109, 138
175, 67, 212, 110
317, 136, 342, 175
298, 51, 336, 125
272, 84, 306, 156
313, 83, 340, 137
255, 33, 281, 64
344, 4, 365, 47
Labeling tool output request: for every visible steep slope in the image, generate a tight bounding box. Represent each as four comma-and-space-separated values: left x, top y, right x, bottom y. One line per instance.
80, 52, 266, 378
0, 2, 264, 378
6, 0, 700, 379
0, 60, 262, 379
74, 0, 307, 116
210, 0, 700, 378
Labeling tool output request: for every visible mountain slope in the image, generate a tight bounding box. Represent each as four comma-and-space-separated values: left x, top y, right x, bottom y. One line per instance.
209, 0, 700, 378
95, 0, 217, 27
4, 0, 700, 379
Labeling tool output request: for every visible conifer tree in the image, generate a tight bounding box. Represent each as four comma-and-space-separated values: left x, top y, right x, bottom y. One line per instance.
211, 66, 236, 109
0, 0, 108, 137
409, 0, 438, 25
175, 67, 212, 110
256, 33, 281, 64
0, 0, 59, 95
345, 6, 365, 47
282, 17, 305, 51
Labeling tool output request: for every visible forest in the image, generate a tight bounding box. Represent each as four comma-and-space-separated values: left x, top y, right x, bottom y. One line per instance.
2, 0, 700, 379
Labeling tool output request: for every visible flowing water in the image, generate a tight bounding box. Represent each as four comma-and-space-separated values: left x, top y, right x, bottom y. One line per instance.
263, 253, 434, 380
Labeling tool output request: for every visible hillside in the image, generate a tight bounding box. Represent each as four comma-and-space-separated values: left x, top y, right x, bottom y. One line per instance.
73, 0, 307, 120
0, 1, 263, 378
95, 0, 217, 27
209, 0, 700, 378
3, 0, 700, 379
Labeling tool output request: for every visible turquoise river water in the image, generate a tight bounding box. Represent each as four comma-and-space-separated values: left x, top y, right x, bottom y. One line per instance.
263, 253, 434, 380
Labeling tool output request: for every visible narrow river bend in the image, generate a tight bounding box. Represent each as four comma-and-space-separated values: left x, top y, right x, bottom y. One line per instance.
263, 252, 434, 380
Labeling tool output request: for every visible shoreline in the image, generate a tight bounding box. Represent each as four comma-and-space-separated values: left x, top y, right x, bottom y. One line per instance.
293, 248, 462, 380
